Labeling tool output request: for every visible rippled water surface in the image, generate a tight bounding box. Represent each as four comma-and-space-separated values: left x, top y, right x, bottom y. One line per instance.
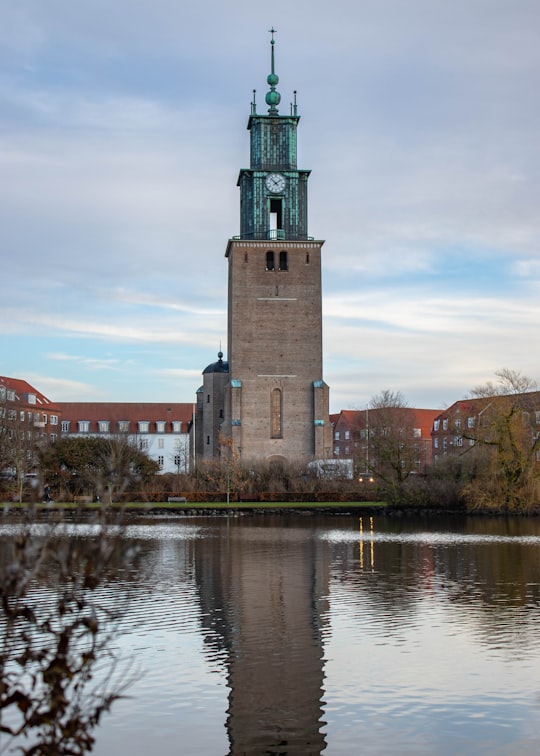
3, 514, 540, 755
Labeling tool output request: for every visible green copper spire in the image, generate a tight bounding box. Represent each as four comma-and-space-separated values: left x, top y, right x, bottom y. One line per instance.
265, 27, 281, 115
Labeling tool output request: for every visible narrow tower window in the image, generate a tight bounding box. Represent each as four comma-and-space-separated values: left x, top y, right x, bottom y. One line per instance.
306, 253, 310, 263
271, 388, 283, 438
266, 250, 275, 270
279, 251, 288, 271
269, 199, 283, 240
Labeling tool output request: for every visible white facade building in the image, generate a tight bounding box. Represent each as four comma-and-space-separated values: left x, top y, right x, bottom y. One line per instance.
56, 402, 193, 474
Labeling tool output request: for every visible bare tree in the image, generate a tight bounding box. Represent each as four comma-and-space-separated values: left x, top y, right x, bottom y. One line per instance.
463, 369, 540, 509
367, 390, 418, 490
0, 401, 45, 503
0, 510, 138, 754
470, 367, 537, 398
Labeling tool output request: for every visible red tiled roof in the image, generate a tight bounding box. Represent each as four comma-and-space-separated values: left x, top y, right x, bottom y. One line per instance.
0, 375, 60, 411
56, 402, 193, 432
333, 407, 439, 439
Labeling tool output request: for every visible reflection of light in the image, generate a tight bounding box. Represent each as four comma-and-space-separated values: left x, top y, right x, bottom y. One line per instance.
370, 516, 374, 571
359, 517, 375, 572
359, 517, 363, 569
358, 477, 375, 484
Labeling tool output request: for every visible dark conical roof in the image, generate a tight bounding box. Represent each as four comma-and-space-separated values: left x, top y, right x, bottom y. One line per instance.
203, 351, 229, 374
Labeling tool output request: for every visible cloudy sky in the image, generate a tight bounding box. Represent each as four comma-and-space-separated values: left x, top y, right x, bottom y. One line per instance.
1, 0, 539, 412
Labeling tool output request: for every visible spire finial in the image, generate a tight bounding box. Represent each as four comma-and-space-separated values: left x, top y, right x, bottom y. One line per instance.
265, 27, 281, 115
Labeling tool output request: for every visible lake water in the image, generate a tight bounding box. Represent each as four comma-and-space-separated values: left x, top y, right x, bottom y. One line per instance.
4, 513, 540, 755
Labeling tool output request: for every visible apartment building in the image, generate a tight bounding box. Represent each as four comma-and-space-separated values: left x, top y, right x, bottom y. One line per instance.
431, 392, 540, 462
332, 407, 439, 474
0, 375, 62, 477
57, 402, 193, 474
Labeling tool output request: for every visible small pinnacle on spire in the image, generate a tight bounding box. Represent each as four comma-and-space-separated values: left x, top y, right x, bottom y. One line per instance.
265, 27, 281, 115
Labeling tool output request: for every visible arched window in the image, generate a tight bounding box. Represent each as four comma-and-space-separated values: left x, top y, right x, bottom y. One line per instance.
271, 388, 282, 438
266, 250, 275, 270
279, 251, 288, 271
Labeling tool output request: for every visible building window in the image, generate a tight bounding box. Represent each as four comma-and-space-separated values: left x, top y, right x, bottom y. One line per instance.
61, 421, 70, 432
156, 421, 166, 433
20, 411, 25, 421
266, 250, 275, 270
468, 417, 475, 428
306, 253, 310, 264
207, 394, 211, 403
345, 446, 350, 455
279, 251, 288, 271
174, 455, 181, 467
344, 430, 350, 440
454, 418, 461, 429
442, 419, 448, 431
137, 420, 149, 433
172, 421, 182, 433
7, 390, 15, 401
158, 456, 164, 468
335, 431, 340, 440
334, 446, 340, 456
78, 421, 90, 433
42, 414, 47, 424
50, 433, 57, 442
206, 435, 210, 445
139, 438, 149, 449
413, 428, 421, 438
269, 198, 283, 238
433, 420, 440, 431
455, 436, 463, 447
158, 439, 164, 449
98, 421, 110, 433
434, 437, 439, 449
27, 393, 36, 404
117, 421, 130, 433
271, 388, 282, 438
50, 415, 58, 425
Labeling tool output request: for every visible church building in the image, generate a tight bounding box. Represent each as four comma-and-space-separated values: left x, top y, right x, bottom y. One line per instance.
194, 33, 331, 466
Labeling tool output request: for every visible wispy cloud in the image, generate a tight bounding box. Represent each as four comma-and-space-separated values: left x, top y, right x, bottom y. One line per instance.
1, 0, 539, 410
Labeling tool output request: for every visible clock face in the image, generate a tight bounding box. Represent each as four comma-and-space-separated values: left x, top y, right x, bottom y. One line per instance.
265, 173, 286, 193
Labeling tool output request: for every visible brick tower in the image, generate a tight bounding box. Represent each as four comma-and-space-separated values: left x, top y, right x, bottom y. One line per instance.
221, 31, 331, 465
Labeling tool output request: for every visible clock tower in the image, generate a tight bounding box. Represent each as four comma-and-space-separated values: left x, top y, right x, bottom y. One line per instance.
219, 31, 331, 466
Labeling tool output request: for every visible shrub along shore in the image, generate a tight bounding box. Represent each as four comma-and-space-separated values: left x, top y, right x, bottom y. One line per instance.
2, 500, 387, 514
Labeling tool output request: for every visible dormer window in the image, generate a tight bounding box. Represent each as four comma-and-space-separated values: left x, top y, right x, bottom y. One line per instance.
156, 421, 166, 433
138, 421, 150, 433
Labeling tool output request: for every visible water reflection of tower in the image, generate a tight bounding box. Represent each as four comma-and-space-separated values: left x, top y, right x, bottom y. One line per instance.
194, 517, 330, 755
